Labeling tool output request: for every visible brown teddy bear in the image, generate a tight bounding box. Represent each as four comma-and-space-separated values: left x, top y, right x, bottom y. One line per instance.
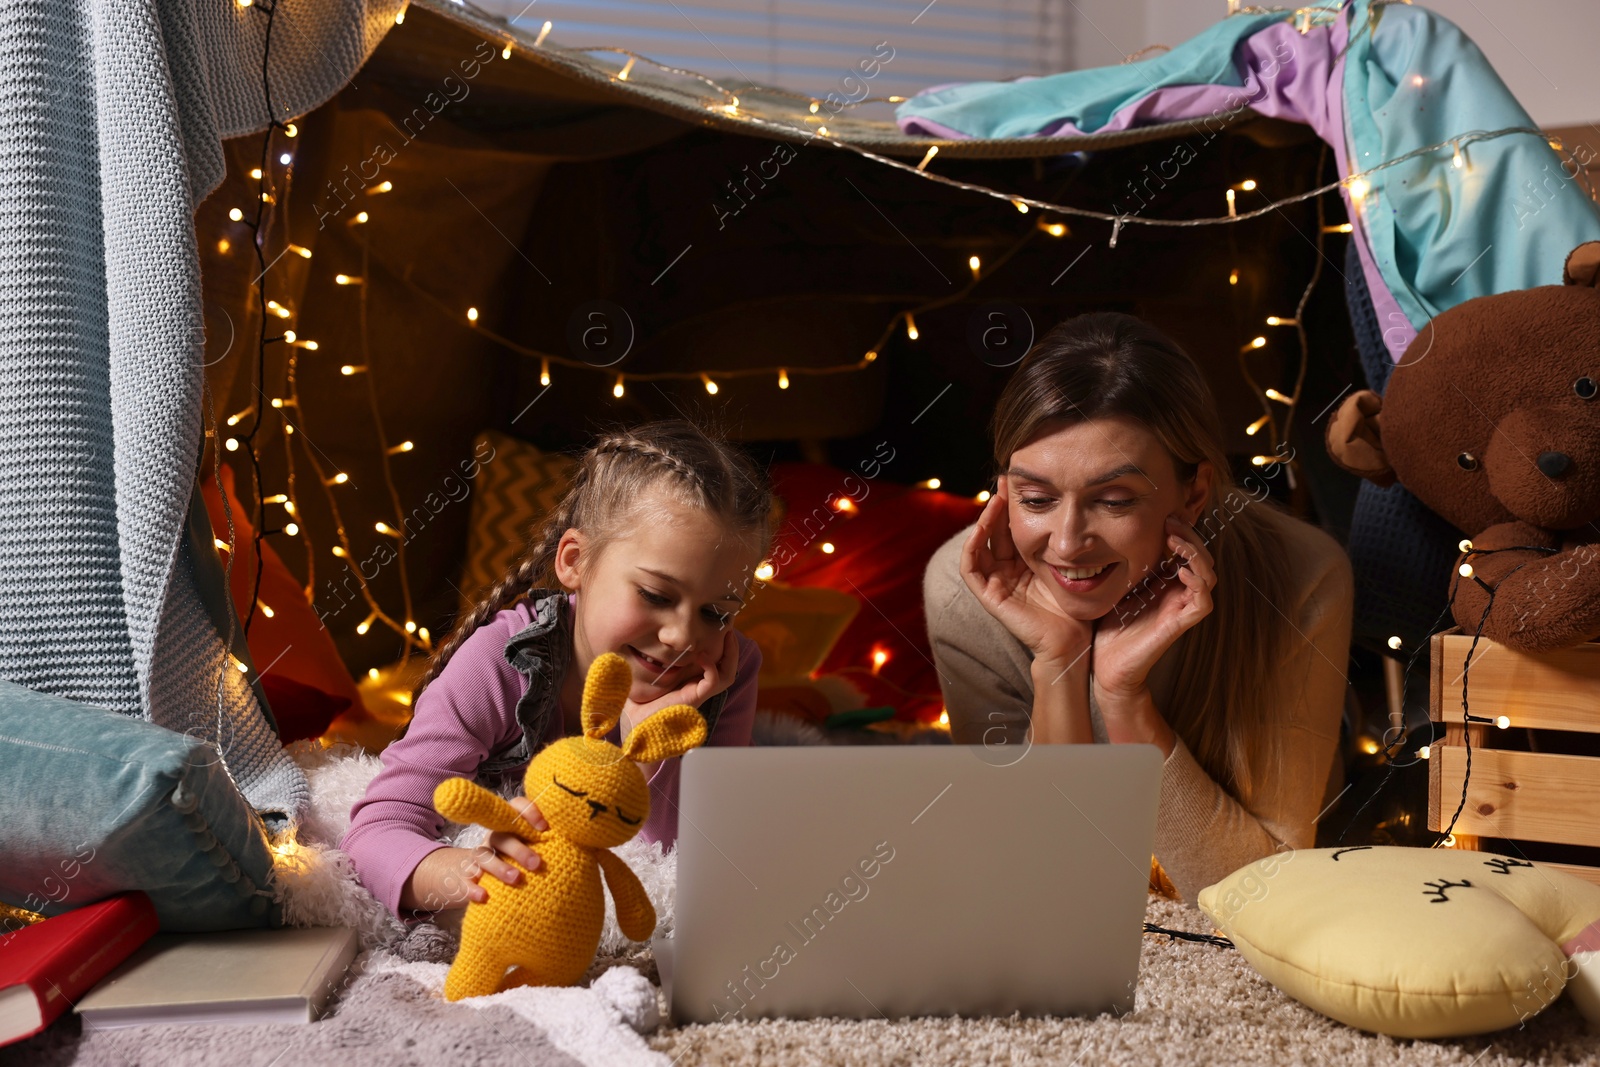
1326, 241, 1600, 654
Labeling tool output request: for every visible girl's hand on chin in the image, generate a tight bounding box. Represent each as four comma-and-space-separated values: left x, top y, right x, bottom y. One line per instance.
960, 476, 1093, 667
621, 627, 738, 734
1091, 515, 1216, 699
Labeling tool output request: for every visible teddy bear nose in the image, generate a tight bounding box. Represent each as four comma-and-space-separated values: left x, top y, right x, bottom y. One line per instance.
1537, 450, 1572, 478
586, 799, 608, 820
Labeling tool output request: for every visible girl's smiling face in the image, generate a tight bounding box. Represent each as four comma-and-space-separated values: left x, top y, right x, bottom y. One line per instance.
1006, 416, 1211, 621
555, 492, 760, 703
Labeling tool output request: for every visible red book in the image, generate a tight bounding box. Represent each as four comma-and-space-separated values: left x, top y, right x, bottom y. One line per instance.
0, 892, 159, 1045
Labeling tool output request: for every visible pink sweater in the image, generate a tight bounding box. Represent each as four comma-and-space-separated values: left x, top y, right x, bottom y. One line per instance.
341, 596, 761, 918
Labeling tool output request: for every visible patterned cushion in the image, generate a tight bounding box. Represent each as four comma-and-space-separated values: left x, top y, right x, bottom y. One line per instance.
460, 431, 575, 606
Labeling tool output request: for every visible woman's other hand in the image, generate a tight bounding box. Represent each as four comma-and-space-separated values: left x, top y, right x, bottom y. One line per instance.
1092, 514, 1216, 699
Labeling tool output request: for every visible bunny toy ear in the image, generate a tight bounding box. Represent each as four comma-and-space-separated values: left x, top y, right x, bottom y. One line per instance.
1325, 389, 1396, 487
1564, 242, 1600, 288
622, 705, 708, 764
581, 651, 632, 739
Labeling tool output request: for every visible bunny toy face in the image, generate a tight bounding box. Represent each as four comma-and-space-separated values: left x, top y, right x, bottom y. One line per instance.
525, 651, 708, 850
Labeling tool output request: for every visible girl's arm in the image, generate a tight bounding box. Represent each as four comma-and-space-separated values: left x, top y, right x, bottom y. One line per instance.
340, 610, 528, 919
632, 632, 762, 849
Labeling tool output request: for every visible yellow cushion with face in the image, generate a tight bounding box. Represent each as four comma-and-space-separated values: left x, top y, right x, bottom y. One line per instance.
1197, 846, 1600, 1039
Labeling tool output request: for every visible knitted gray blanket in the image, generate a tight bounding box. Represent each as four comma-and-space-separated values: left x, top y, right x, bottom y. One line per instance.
0, 0, 399, 826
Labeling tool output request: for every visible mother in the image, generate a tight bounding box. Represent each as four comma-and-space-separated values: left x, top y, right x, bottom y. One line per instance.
923, 312, 1355, 904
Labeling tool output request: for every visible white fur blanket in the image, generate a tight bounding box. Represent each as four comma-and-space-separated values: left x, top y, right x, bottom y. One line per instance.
257, 740, 675, 1066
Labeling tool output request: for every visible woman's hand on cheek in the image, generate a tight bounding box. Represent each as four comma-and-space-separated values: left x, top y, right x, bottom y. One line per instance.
960, 476, 1092, 668
1091, 515, 1216, 700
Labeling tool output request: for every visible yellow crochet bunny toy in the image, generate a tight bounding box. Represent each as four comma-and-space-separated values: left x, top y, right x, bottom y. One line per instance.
433, 651, 708, 1000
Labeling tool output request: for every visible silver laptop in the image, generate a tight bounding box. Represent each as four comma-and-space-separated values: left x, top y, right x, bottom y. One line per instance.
658, 743, 1162, 1023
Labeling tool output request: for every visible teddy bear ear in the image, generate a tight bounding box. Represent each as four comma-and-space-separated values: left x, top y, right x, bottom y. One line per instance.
1324, 390, 1397, 487
621, 705, 708, 765
1564, 242, 1600, 287
581, 651, 631, 739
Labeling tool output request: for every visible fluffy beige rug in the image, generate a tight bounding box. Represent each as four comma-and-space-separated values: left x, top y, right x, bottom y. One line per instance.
644, 894, 1600, 1066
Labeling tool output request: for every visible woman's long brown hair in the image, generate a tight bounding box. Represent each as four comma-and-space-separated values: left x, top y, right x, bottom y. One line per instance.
991, 312, 1297, 803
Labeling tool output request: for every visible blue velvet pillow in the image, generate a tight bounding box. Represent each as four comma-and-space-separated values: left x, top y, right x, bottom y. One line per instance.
0, 680, 281, 932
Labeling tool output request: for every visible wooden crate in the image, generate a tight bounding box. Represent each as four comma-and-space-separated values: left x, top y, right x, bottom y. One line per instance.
1428, 630, 1600, 888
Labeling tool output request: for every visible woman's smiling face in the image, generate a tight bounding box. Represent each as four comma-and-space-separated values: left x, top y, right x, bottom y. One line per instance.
1006, 415, 1211, 621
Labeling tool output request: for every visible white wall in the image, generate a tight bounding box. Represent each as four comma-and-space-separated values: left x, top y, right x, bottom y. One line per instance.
1070, 0, 1597, 127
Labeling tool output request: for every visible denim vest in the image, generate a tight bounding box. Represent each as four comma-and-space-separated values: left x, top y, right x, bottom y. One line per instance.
475, 588, 728, 783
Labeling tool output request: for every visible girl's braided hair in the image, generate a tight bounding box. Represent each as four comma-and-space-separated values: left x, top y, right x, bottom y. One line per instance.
413, 419, 773, 703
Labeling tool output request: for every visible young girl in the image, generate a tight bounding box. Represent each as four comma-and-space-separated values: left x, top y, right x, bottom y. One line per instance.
343, 420, 771, 919
924, 312, 1355, 905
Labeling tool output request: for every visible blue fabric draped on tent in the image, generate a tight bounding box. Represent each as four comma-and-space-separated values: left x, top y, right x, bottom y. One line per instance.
896, 0, 1600, 359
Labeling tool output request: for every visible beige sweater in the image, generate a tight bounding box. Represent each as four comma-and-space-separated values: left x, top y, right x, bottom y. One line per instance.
922, 502, 1355, 906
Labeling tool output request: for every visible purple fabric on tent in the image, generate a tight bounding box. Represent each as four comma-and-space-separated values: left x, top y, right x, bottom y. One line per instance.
899, 14, 1417, 362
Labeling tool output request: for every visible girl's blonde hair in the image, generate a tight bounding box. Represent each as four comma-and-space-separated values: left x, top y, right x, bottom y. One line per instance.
991, 312, 1298, 804
415, 419, 773, 703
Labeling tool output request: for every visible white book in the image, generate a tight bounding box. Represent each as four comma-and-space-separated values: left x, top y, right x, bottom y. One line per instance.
74, 926, 358, 1030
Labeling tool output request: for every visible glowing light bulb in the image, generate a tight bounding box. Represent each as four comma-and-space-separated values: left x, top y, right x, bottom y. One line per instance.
217, 238, 230, 253
1243, 336, 1267, 352
871, 648, 889, 672
1228, 269, 1239, 286
214, 538, 230, 552
1265, 387, 1291, 404
340, 364, 366, 375
284, 123, 297, 138
1347, 177, 1371, 202
1495, 715, 1510, 729
1239, 179, 1257, 191
334, 274, 362, 285
613, 375, 625, 398
1246, 414, 1270, 436
1452, 143, 1464, 169
224, 437, 239, 451
1418, 745, 1431, 759
266, 299, 291, 318
367, 181, 393, 195
228, 208, 243, 222
467, 307, 479, 323
938, 708, 950, 727
701, 373, 719, 395
539, 358, 550, 387
916, 145, 938, 172
1359, 736, 1380, 755
283, 330, 296, 343
778, 368, 789, 389
821, 542, 835, 554
968, 255, 981, 277
234, 657, 249, 673
976, 490, 991, 503
356, 612, 376, 636
1459, 539, 1474, 553
368, 668, 381, 681
327, 472, 349, 485
280, 152, 293, 166
419, 627, 431, 643
352, 211, 369, 224
1012, 200, 1029, 214
250, 167, 263, 180
1459, 563, 1474, 578
864, 350, 878, 363
905, 314, 918, 341
405, 620, 417, 633
1388, 635, 1403, 650
755, 562, 775, 580
502, 42, 513, 60
283, 522, 299, 537
534, 20, 552, 46
809, 101, 820, 114
264, 493, 288, 504
1041, 222, 1067, 237
1225, 188, 1236, 217
375, 522, 398, 537
387, 440, 414, 454
834, 496, 858, 514
920, 478, 942, 490
616, 57, 634, 81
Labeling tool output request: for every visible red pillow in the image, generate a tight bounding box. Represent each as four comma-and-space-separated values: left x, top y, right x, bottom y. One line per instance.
767, 463, 982, 722
200, 464, 369, 740
260, 674, 353, 745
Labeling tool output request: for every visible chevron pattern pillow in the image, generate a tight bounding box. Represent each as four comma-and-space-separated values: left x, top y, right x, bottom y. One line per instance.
460, 430, 575, 607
